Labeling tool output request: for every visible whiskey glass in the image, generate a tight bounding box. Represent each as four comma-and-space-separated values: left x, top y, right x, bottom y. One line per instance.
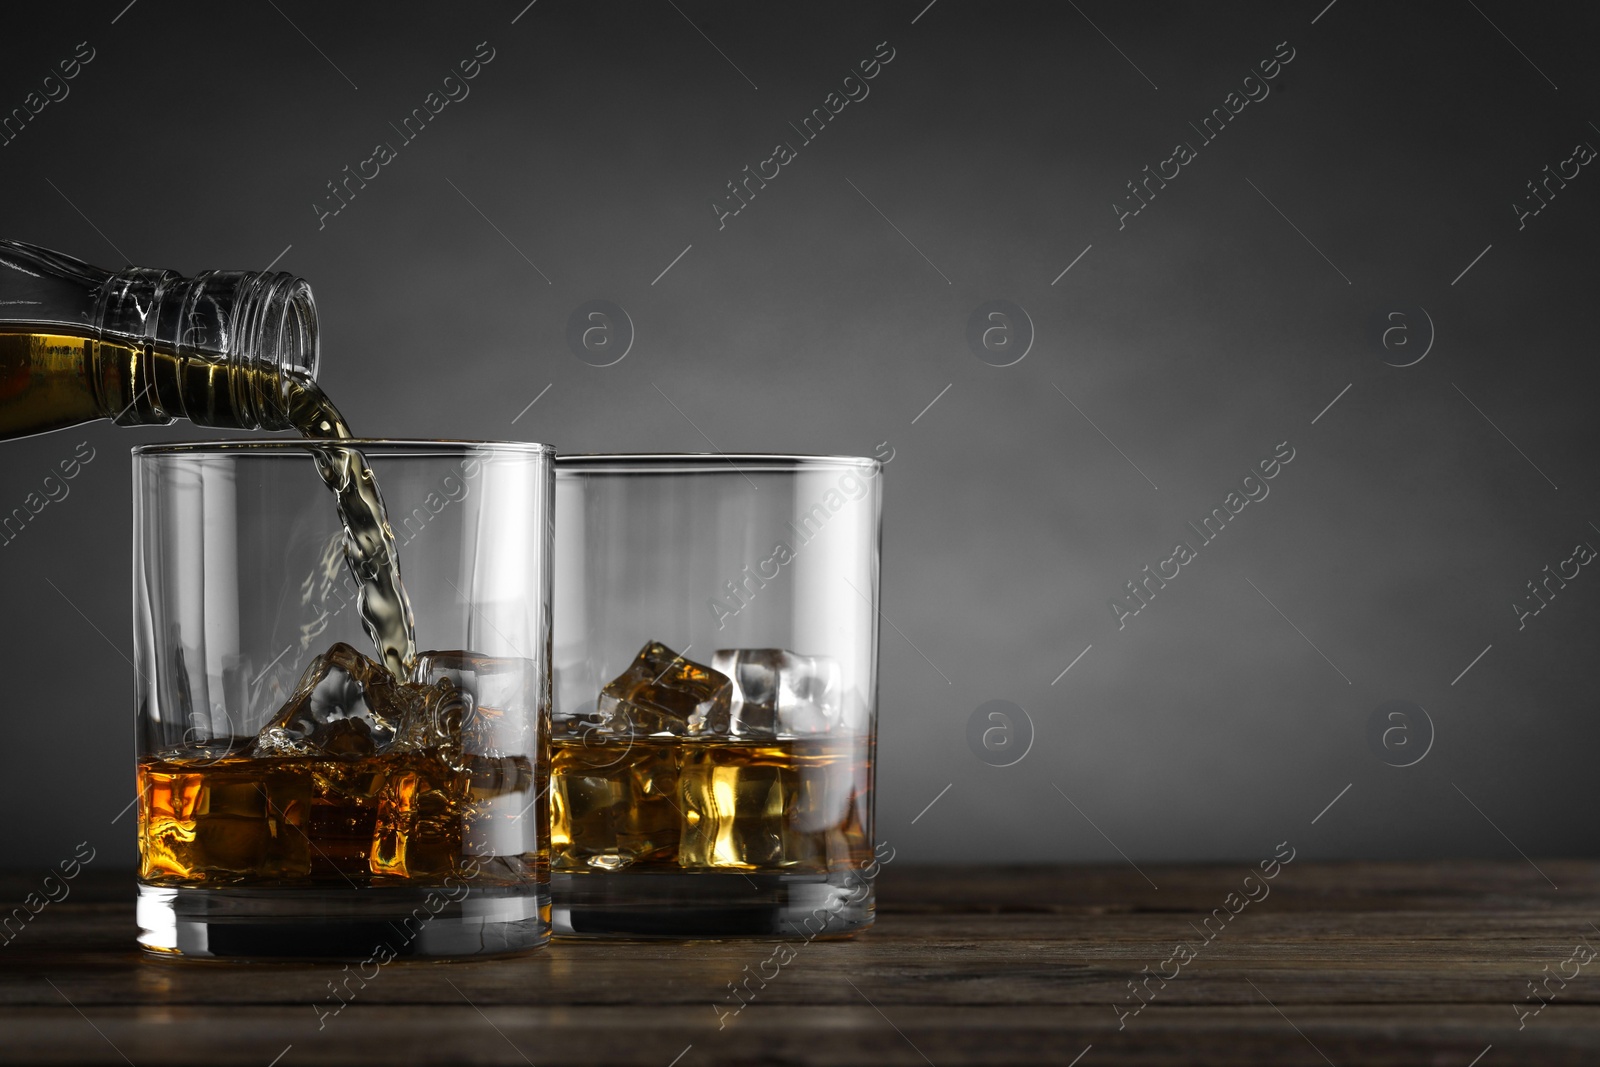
551, 454, 882, 937
132, 440, 553, 959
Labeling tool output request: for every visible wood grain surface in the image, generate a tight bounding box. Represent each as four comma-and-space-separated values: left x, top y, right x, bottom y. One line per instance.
4, 861, 1598, 1065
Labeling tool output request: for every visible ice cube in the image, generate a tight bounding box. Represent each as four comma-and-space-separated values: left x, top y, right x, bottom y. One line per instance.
711, 649, 781, 738
711, 649, 845, 738
593, 641, 731, 736
389, 677, 473, 766
411, 650, 533, 711
410, 650, 535, 756
369, 748, 468, 880
551, 738, 682, 871
679, 746, 785, 868
251, 642, 418, 758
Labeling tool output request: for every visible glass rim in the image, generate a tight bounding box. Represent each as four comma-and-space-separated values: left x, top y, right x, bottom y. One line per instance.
554, 452, 881, 473
131, 439, 556, 458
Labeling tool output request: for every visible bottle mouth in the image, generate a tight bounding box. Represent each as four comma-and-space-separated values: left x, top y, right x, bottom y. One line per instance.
235, 271, 318, 381
227, 271, 319, 429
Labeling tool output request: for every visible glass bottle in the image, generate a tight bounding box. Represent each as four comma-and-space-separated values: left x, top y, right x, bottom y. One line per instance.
0, 239, 324, 442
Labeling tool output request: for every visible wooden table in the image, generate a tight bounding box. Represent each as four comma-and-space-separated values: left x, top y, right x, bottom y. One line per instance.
4, 862, 1598, 1065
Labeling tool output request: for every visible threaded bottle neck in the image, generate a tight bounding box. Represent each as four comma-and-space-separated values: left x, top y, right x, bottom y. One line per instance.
95, 268, 319, 430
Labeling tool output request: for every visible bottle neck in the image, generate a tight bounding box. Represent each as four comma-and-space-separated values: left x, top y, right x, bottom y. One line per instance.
95, 268, 319, 430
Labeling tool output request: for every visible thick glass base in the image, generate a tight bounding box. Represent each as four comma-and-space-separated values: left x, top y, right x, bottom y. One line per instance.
552, 871, 875, 939
137, 882, 550, 960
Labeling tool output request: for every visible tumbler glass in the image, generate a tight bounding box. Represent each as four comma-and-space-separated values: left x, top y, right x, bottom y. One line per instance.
132, 440, 554, 959
551, 454, 882, 938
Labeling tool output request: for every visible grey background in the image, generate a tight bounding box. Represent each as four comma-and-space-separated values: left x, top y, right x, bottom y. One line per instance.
2, 0, 1597, 871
